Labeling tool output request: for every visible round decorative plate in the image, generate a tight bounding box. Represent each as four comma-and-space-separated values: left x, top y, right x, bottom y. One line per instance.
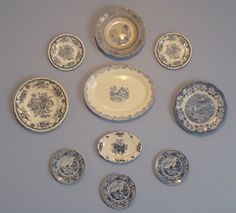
174, 81, 227, 135
48, 34, 85, 71
97, 131, 142, 163
84, 65, 155, 121
50, 149, 85, 185
101, 173, 136, 209
95, 7, 145, 58
14, 77, 68, 132
154, 149, 189, 186
155, 32, 192, 70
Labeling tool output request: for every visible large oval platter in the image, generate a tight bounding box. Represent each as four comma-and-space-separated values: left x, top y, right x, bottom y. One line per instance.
97, 131, 142, 163
84, 65, 155, 121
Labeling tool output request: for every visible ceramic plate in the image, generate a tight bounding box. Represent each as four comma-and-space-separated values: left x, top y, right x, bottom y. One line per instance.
174, 81, 227, 135
154, 149, 189, 186
84, 65, 155, 121
101, 173, 136, 209
97, 131, 142, 163
14, 77, 68, 132
95, 7, 145, 58
48, 34, 85, 71
50, 149, 85, 185
155, 33, 192, 70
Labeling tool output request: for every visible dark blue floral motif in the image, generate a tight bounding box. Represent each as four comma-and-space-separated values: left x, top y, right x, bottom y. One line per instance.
112, 139, 128, 155
27, 92, 54, 118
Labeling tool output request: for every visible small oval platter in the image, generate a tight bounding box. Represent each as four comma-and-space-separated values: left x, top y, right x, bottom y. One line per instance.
95, 7, 145, 58
14, 77, 68, 132
50, 148, 85, 185
155, 32, 192, 70
48, 33, 85, 71
101, 173, 136, 209
97, 131, 142, 163
154, 149, 189, 186
174, 81, 227, 135
84, 65, 155, 121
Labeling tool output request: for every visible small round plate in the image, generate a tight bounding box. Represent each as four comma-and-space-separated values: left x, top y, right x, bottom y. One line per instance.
155, 32, 192, 70
101, 173, 136, 209
154, 149, 189, 186
97, 131, 142, 163
50, 149, 85, 185
48, 34, 85, 71
14, 77, 68, 132
84, 65, 155, 121
174, 81, 227, 135
95, 7, 145, 58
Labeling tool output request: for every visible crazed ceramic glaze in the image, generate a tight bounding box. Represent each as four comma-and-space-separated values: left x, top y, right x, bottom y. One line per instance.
14, 77, 68, 132
84, 65, 155, 121
48, 34, 85, 71
154, 149, 189, 186
97, 131, 142, 163
155, 32, 192, 70
95, 7, 145, 58
50, 149, 85, 185
101, 173, 136, 209
174, 81, 227, 135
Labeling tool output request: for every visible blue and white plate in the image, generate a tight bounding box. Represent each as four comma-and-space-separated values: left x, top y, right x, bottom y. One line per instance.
101, 173, 136, 209
50, 149, 85, 184
154, 149, 189, 186
174, 81, 227, 135
97, 131, 142, 164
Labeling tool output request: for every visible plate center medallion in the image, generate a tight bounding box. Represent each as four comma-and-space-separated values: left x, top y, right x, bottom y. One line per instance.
109, 180, 130, 201
165, 43, 182, 60
27, 92, 54, 118
185, 93, 215, 124
110, 86, 129, 102
162, 156, 183, 177
58, 44, 75, 61
58, 155, 79, 176
112, 139, 128, 155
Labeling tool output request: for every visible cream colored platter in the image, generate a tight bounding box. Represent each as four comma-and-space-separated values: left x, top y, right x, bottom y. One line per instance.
84, 65, 155, 121
14, 77, 68, 132
48, 33, 85, 71
95, 7, 145, 58
97, 131, 142, 163
155, 32, 192, 70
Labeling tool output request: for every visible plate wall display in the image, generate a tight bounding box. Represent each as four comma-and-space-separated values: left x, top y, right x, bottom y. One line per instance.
174, 81, 227, 135
50, 149, 85, 185
95, 7, 145, 58
84, 65, 155, 121
97, 131, 142, 163
48, 34, 85, 71
101, 173, 136, 209
14, 77, 68, 132
154, 149, 189, 186
155, 32, 192, 70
